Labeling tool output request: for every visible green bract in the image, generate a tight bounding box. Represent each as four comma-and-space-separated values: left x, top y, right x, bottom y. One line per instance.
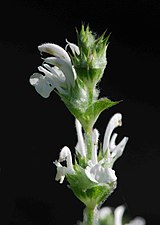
67, 163, 116, 209
72, 25, 110, 87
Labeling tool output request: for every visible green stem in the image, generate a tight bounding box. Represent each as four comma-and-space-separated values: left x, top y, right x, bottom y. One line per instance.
85, 129, 92, 160
83, 207, 98, 225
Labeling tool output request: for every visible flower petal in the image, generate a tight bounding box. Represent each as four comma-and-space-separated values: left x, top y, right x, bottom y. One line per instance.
54, 161, 66, 184
29, 73, 55, 98
38, 43, 71, 63
43, 63, 65, 82
59, 146, 74, 173
103, 113, 122, 154
109, 133, 118, 150
44, 56, 75, 87
75, 119, 87, 157
85, 164, 117, 184
114, 205, 125, 225
111, 137, 129, 160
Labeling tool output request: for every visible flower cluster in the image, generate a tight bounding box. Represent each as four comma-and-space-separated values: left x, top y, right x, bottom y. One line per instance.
29, 26, 118, 132
98, 205, 145, 225
54, 113, 128, 208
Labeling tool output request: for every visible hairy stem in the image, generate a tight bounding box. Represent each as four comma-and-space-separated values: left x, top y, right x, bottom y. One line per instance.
83, 207, 98, 225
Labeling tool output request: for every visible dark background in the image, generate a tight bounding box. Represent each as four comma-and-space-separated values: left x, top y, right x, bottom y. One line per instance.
1, 0, 160, 224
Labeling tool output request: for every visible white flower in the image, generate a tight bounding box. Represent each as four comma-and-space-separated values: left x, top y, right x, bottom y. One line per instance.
54, 113, 128, 185
98, 205, 146, 225
114, 205, 146, 225
103, 113, 129, 166
54, 146, 75, 183
29, 42, 77, 98
74, 113, 128, 184
85, 164, 117, 184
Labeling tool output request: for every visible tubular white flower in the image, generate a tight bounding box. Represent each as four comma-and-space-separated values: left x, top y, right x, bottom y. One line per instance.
54, 146, 75, 183
65, 39, 80, 55
30, 42, 78, 98
103, 113, 128, 164
114, 205, 125, 225
98, 205, 146, 225
75, 119, 87, 158
38, 43, 71, 63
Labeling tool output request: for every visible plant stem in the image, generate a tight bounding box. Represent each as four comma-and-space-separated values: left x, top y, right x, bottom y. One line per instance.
85, 129, 92, 159
83, 206, 98, 225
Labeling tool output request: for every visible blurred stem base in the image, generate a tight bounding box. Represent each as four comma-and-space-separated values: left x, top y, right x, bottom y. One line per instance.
83, 206, 98, 225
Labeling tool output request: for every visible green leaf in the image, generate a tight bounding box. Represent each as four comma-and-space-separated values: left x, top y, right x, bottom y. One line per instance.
81, 98, 120, 132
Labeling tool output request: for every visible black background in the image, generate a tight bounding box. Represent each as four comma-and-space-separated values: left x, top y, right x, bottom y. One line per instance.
1, 0, 160, 224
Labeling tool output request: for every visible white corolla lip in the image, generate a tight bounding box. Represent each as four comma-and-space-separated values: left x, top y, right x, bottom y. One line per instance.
29, 72, 55, 98
85, 164, 117, 184
38, 43, 71, 63
29, 64, 67, 98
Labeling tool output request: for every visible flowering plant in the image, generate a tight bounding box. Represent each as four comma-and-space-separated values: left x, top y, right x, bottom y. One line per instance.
29, 25, 145, 225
